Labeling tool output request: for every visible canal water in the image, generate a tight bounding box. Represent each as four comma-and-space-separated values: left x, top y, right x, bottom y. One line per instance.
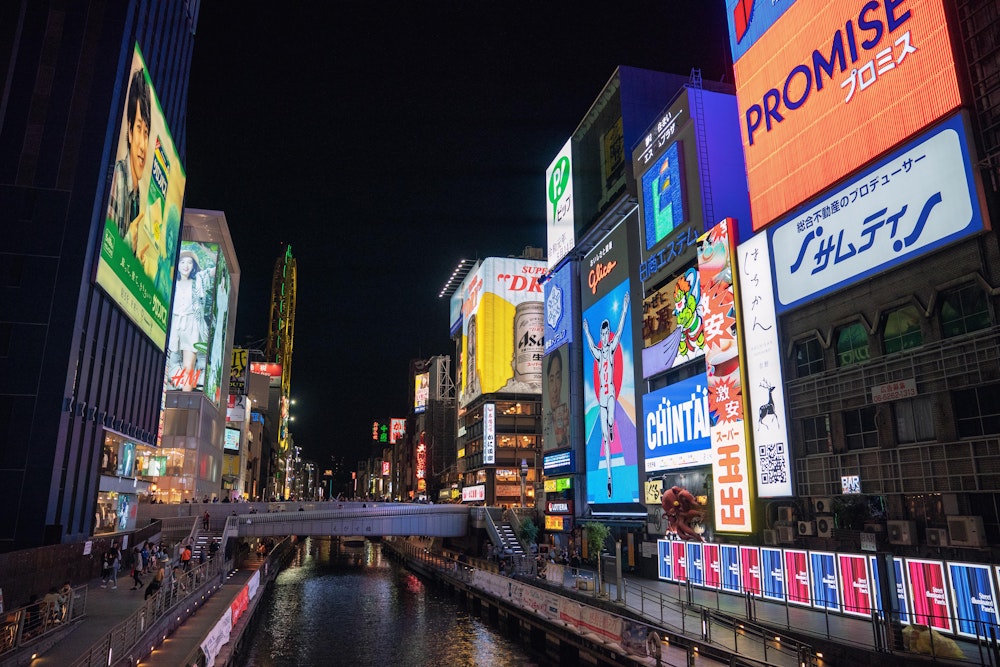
240, 536, 551, 666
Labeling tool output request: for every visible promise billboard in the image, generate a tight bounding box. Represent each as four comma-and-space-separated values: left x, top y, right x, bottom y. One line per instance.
97, 43, 187, 350
726, 0, 962, 229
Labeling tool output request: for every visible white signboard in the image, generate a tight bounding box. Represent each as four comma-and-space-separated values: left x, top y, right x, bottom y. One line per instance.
871, 378, 917, 404
483, 402, 496, 465
545, 139, 575, 269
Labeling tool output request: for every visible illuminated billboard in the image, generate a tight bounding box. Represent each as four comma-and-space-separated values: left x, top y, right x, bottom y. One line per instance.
640, 268, 708, 378
698, 219, 753, 533
483, 403, 496, 465
414, 372, 428, 414
96, 43, 186, 350
458, 257, 547, 406
581, 221, 638, 505
543, 261, 575, 353
165, 240, 228, 405
726, 0, 963, 229
542, 344, 571, 453
771, 113, 986, 313
642, 373, 711, 472
249, 362, 282, 388
546, 139, 575, 269
390, 418, 406, 444
230, 348, 248, 395
224, 428, 240, 452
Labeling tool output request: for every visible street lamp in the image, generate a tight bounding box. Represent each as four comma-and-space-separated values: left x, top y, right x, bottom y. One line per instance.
520, 458, 528, 508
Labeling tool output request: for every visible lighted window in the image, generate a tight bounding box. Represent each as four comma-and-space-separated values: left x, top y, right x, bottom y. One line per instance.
794, 338, 824, 377
954, 384, 1000, 438
883, 305, 923, 354
801, 415, 831, 456
835, 323, 870, 367
844, 407, 878, 450
941, 284, 991, 338
894, 397, 935, 444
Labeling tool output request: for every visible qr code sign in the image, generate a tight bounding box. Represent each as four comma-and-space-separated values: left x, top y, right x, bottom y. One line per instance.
758, 442, 788, 486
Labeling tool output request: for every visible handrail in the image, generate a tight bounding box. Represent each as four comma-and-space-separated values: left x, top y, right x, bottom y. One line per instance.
0, 584, 88, 659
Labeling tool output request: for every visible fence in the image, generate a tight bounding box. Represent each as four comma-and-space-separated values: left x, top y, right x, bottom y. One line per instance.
0, 584, 89, 660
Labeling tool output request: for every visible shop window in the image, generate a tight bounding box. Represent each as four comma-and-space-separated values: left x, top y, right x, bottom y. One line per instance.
883, 305, 923, 354
794, 337, 824, 377
954, 383, 1000, 438
941, 284, 991, 338
835, 323, 870, 367
844, 407, 878, 450
802, 415, 832, 456
894, 396, 936, 444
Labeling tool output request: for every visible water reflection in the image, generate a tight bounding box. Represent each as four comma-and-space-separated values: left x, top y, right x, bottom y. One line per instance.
241, 537, 547, 667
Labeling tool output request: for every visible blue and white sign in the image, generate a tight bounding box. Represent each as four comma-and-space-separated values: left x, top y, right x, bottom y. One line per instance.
771, 113, 985, 313
688, 542, 705, 587
761, 547, 785, 602
657, 539, 673, 581
721, 544, 741, 593
542, 450, 575, 476
810, 551, 839, 611
642, 373, 712, 472
948, 562, 999, 639
543, 262, 575, 353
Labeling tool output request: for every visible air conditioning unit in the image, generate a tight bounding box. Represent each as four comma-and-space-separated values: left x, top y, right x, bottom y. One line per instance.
798, 520, 816, 536
926, 528, 949, 547
763, 529, 778, 545
816, 515, 834, 538
778, 525, 797, 543
777, 506, 795, 523
813, 497, 834, 514
947, 516, 986, 547
887, 520, 916, 545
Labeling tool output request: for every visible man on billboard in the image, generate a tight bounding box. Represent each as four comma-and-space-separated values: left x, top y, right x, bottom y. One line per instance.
584, 291, 630, 498
107, 67, 151, 255
544, 350, 569, 450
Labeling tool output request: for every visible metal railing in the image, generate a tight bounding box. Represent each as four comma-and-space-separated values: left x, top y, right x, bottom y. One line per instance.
0, 584, 88, 659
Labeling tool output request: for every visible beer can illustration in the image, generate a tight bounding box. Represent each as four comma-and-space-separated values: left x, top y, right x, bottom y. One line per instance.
513, 302, 544, 385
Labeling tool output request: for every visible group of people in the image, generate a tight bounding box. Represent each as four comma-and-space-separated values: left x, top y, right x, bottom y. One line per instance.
99, 540, 183, 600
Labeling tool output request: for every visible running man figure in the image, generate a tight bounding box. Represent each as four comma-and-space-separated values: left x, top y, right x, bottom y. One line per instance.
584, 291, 630, 498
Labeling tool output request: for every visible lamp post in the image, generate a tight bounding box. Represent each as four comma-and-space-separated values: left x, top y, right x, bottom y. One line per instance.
520, 458, 528, 508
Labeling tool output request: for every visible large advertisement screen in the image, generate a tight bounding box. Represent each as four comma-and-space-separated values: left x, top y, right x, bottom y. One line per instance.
581, 222, 638, 505
770, 113, 986, 314
165, 240, 228, 405
97, 43, 186, 350
642, 373, 711, 472
640, 268, 708, 378
543, 344, 572, 453
726, 0, 962, 229
459, 257, 547, 406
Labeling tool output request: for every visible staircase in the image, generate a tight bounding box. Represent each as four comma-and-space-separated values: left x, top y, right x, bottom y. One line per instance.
496, 522, 526, 557
192, 529, 223, 562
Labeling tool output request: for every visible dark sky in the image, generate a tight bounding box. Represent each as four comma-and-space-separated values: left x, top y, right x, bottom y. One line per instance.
183, 2, 733, 466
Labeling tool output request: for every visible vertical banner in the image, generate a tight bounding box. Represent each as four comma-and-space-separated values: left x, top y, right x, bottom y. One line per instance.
871, 555, 910, 624
703, 543, 721, 590
761, 547, 785, 602
737, 233, 792, 496
838, 553, 872, 617
948, 562, 998, 639
672, 541, 688, 583
698, 219, 753, 533
721, 544, 741, 593
785, 549, 810, 606
687, 542, 705, 587
811, 552, 840, 611
741, 546, 763, 597
657, 539, 673, 581
907, 559, 952, 633
483, 403, 496, 465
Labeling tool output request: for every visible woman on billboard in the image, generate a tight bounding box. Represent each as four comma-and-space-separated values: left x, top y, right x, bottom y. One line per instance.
168, 249, 214, 391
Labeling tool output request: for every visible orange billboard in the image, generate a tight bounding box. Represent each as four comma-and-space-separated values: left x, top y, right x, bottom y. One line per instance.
732, 0, 962, 230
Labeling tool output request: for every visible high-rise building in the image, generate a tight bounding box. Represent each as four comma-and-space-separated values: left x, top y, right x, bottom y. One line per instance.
0, 1, 200, 551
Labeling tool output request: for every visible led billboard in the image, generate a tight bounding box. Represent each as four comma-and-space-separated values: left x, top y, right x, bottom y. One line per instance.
224, 428, 240, 452
640, 268, 708, 378
543, 344, 572, 453
230, 348, 248, 395
458, 257, 547, 406
726, 0, 963, 229
543, 261, 575, 353
165, 240, 228, 405
771, 113, 986, 314
390, 418, 406, 444
642, 373, 711, 472
546, 139, 575, 269
581, 222, 638, 505
97, 43, 186, 350
414, 372, 428, 414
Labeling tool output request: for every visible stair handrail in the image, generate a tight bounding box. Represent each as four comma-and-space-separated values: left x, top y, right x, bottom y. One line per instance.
480, 506, 505, 555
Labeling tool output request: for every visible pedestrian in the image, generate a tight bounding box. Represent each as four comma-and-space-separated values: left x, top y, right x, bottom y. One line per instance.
131, 547, 144, 590
209, 538, 219, 560
181, 544, 192, 571
58, 581, 73, 621
202, 511, 210, 530
144, 564, 164, 600
101, 542, 121, 588
141, 542, 150, 573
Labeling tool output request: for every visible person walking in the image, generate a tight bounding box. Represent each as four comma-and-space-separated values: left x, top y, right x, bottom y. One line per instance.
107, 543, 121, 589
180, 544, 192, 571
202, 511, 210, 530
130, 546, 144, 590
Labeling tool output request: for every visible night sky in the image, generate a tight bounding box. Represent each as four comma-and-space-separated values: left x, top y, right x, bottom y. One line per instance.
183, 2, 733, 466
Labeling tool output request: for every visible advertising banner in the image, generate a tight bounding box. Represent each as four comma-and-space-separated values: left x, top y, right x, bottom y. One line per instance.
97, 43, 186, 351
544, 261, 575, 353
704, 543, 721, 590
738, 233, 793, 496
761, 547, 785, 602
698, 219, 753, 532
839, 553, 873, 617
741, 546, 763, 597
581, 222, 638, 505
871, 555, 910, 624
811, 551, 840, 611
672, 541, 688, 583
657, 539, 673, 581
459, 257, 547, 406
640, 267, 709, 377
785, 549, 810, 606
230, 348, 248, 396
642, 373, 712, 472
771, 114, 986, 313
948, 562, 998, 639
390, 418, 406, 444
165, 240, 229, 406
414, 372, 428, 414
907, 559, 952, 632
687, 542, 705, 587
224, 428, 239, 452
726, 0, 963, 229
546, 139, 575, 269
543, 344, 572, 453
721, 544, 741, 593
483, 403, 496, 465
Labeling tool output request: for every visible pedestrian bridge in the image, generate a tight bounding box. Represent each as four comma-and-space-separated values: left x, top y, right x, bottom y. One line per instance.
221, 502, 472, 542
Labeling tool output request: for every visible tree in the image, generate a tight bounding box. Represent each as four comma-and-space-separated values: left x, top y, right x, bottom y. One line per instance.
582, 522, 612, 597
517, 516, 539, 545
